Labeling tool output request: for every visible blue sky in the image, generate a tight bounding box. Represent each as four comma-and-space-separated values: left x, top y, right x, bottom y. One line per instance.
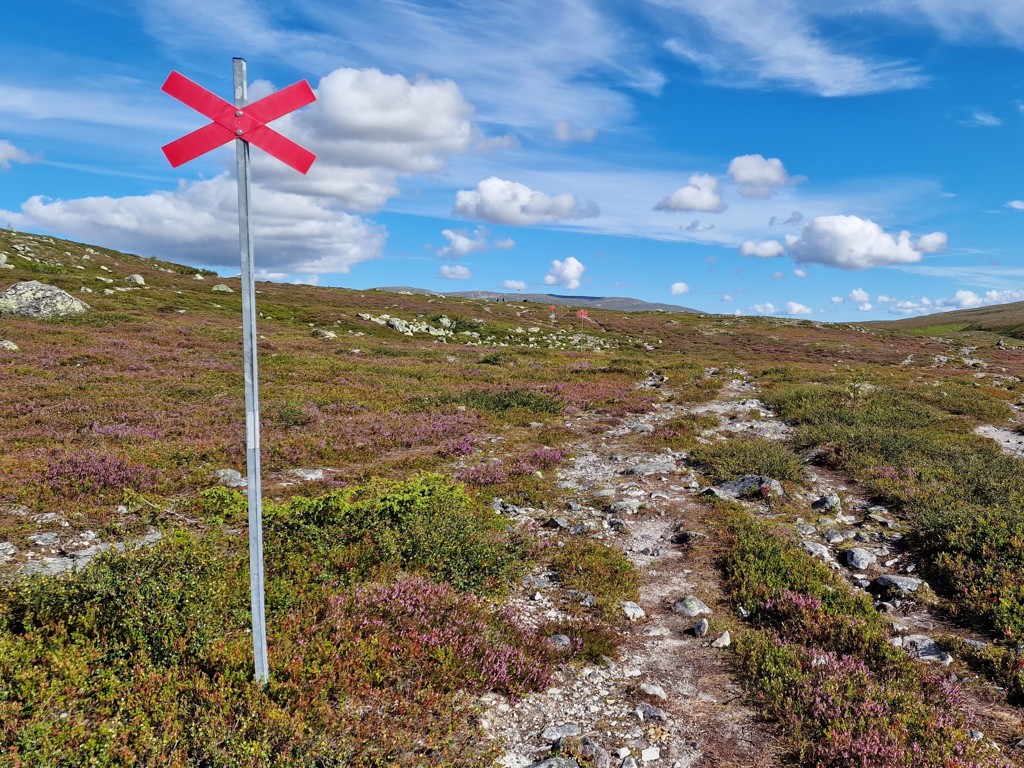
4, 1, 1024, 320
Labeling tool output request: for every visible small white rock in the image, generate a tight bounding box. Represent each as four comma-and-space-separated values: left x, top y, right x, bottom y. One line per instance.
639, 683, 667, 700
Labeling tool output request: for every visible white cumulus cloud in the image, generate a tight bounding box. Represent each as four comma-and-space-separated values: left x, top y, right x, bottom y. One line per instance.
436, 226, 514, 258
502, 279, 527, 291
830, 296, 844, 303
794, 269, 808, 277
752, 302, 777, 315
858, 302, 873, 311
654, 173, 726, 213
0, 67, 488, 278
939, 289, 1024, 309
738, 239, 785, 258
439, 264, 472, 280
7, 176, 385, 277
728, 154, 803, 198
544, 256, 586, 290
454, 177, 600, 226
1007, 200, 1024, 210
848, 288, 870, 302
670, 282, 690, 295
786, 301, 812, 315
0, 139, 33, 170
261, 67, 477, 212
785, 215, 947, 270
915, 232, 948, 253
437, 227, 488, 258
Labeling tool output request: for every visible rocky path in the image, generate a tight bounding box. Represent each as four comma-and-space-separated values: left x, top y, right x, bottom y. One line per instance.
484, 373, 782, 768
487, 369, 1024, 767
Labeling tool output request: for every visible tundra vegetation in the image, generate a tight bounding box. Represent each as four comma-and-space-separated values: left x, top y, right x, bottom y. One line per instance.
2, 227, 1024, 766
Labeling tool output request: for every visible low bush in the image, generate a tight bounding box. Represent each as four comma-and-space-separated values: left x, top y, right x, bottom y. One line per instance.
723, 510, 1012, 767
266, 473, 529, 596
761, 377, 1024, 639
0, 476, 552, 766
32, 448, 159, 503
691, 437, 804, 484
550, 539, 639, 616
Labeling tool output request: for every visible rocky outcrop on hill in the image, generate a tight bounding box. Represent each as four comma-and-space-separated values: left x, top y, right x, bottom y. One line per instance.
0, 280, 90, 318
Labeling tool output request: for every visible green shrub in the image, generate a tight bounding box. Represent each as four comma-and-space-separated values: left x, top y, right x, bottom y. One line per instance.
413, 388, 563, 416
266, 474, 529, 595
550, 539, 639, 616
691, 437, 804, 484
0, 533, 238, 668
196, 486, 248, 525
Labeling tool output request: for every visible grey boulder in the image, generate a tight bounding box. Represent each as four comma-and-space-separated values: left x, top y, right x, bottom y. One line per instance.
0, 281, 90, 318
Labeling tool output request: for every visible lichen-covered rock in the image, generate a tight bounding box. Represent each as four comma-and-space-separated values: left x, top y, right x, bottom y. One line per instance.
844, 547, 877, 570
673, 594, 711, 617
0, 340, 17, 351
125, 274, 145, 285
0, 281, 90, 318
212, 284, 234, 293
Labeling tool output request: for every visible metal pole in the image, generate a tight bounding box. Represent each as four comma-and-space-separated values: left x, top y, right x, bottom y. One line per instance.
234, 57, 269, 685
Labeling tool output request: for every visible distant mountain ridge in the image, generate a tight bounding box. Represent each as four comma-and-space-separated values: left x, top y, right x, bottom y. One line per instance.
371, 287, 701, 314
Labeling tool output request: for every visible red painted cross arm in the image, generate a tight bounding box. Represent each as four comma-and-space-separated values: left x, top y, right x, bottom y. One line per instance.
160, 70, 317, 174
162, 71, 234, 123
162, 121, 232, 168
245, 125, 316, 174
245, 81, 316, 124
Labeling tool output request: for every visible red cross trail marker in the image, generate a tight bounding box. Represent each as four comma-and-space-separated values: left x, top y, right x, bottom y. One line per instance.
161, 70, 316, 173
161, 59, 316, 685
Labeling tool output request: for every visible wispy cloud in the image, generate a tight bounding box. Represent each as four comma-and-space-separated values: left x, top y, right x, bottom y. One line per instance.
652, 0, 925, 96
961, 110, 1003, 127
291, 0, 664, 131
895, 264, 1024, 290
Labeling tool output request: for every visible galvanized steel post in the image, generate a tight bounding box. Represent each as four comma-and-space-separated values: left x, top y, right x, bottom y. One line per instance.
233, 57, 269, 685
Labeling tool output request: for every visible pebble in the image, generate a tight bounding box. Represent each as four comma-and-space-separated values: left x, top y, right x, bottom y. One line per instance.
609, 500, 642, 514
710, 631, 731, 648
621, 601, 646, 621
624, 461, 676, 476
636, 703, 669, 722
812, 493, 842, 512
540, 723, 581, 743
639, 683, 667, 700
640, 746, 661, 761
873, 574, 923, 595
672, 595, 711, 617
212, 468, 246, 487
694, 618, 709, 637
549, 634, 572, 651
844, 547, 877, 570
802, 541, 834, 561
